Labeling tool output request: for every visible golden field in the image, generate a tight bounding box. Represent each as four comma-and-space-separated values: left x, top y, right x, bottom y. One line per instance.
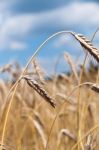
0, 60, 99, 150
0, 31, 99, 150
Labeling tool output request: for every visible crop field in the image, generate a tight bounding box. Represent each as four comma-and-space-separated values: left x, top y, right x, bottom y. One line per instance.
0, 30, 99, 150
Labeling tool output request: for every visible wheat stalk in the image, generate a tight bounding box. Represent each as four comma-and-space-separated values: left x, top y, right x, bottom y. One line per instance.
64, 52, 79, 82
33, 58, 45, 84
22, 113, 47, 149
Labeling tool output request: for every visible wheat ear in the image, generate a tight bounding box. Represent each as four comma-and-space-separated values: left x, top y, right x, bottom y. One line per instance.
22, 76, 56, 108
73, 33, 99, 63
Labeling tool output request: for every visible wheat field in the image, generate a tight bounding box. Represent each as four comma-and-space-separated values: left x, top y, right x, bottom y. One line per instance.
0, 30, 99, 150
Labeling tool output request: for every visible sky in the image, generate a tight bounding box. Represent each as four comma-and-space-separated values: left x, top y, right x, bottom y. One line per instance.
0, 0, 99, 74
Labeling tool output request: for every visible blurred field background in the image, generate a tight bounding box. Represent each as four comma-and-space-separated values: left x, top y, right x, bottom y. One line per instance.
0, 0, 99, 150
0, 58, 99, 150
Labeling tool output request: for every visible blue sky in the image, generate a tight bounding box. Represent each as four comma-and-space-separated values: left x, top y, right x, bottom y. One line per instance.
0, 0, 99, 74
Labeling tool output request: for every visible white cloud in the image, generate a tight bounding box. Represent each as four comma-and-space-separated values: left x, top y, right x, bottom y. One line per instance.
0, 14, 36, 37
0, 1, 99, 50
9, 41, 27, 50
1, 2, 99, 35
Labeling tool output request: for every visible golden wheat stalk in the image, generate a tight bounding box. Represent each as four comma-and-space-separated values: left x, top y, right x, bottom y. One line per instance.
56, 93, 77, 105
64, 52, 79, 82
33, 58, 45, 84
32, 119, 47, 148
24, 114, 47, 148
22, 76, 56, 108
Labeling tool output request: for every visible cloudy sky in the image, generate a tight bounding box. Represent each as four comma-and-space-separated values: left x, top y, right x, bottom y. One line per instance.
0, 0, 99, 73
